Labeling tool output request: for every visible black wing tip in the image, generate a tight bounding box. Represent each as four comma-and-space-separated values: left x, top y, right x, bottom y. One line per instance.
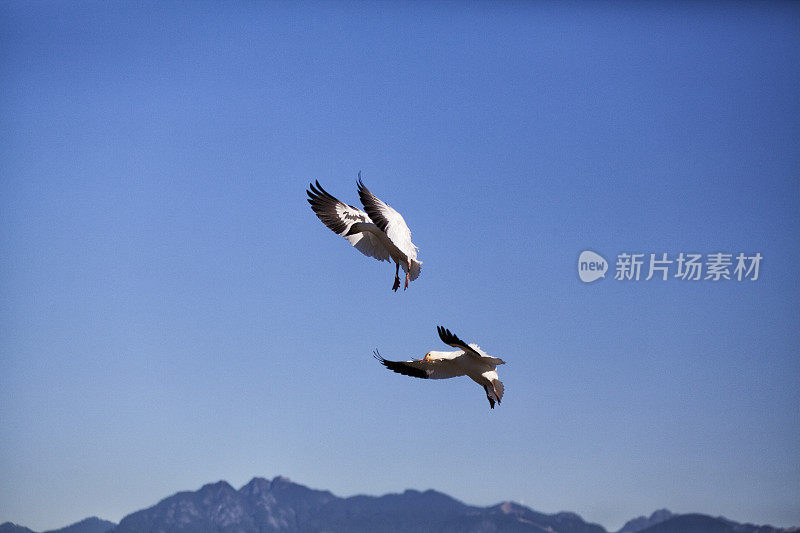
357, 172, 376, 197
307, 180, 332, 200
357, 180, 390, 233
373, 350, 429, 379
437, 325, 465, 346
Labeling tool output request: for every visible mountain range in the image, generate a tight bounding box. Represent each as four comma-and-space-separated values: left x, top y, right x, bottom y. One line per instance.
2, 476, 796, 533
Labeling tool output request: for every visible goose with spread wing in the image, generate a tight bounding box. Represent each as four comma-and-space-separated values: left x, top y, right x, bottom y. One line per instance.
374, 326, 506, 408
306, 174, 421, 291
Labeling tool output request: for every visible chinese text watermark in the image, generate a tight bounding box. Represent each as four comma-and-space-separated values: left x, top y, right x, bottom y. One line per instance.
578, 251, 762, 283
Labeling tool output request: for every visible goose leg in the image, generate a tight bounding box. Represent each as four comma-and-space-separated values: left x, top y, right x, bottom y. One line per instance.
392, 262, 401, 291
404, 259, 411, 290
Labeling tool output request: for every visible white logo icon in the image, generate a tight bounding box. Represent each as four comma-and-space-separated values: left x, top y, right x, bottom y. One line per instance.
578, 251, 607, 283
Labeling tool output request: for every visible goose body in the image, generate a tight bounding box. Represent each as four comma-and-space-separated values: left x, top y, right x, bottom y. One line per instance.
306, 175, 421, 291
374, 326, 506, 409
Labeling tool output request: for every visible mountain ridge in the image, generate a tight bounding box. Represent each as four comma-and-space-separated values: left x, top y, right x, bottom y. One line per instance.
2, 476, 796, 533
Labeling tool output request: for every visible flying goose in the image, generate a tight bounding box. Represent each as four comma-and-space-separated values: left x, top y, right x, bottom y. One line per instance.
306, 175, 421, 291
374, 326, 506, 408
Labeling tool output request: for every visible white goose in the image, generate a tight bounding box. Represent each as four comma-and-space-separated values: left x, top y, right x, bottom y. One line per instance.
306, 175, 421, 291
374, 326, 506, 409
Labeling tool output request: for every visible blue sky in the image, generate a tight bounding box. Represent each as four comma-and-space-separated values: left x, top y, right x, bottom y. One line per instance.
1, 1, 799, 531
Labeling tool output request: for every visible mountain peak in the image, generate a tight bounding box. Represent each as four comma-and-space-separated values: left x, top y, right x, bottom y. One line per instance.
42, 517, 115, 533
498, 501, 526, 515
239, 477, 271, 495
8, 479, 796, 533
1, 518, 116, 533
0, 523, 35, 533
618, 509, 674, 533
648, 509, 673, 522
115, 479, 248, 532
199, 480, 235, 492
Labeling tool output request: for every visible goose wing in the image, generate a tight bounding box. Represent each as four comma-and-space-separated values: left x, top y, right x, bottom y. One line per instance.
436, 326, 482, 358
357, 178, 417, 262
306, 181, 390, 262
437, 326, 506, 365
373, 350, 461, 380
